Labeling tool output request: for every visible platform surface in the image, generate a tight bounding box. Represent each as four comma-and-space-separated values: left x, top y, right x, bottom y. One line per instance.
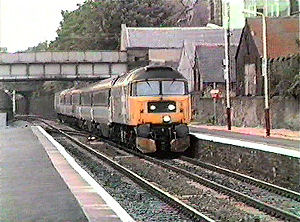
0, 126, 88, 222
190, 126, 300, 158
0, 124, 132, 222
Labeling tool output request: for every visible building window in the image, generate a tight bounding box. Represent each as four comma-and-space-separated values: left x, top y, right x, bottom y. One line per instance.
244, 0, 291, 17
257, 7, 264, 14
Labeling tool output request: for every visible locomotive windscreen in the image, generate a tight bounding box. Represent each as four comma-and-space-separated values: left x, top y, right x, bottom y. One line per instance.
132, 80, 186, 96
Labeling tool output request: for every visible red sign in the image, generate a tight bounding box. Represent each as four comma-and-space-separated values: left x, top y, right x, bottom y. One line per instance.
210, 89, 222, 99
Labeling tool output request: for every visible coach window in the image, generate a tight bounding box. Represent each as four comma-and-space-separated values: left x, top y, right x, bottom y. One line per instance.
72, 94, 79, 105
60, 96, 64, 104
93, 91, 109, 106
65, 95, 71, 105
82, 93, 92, 106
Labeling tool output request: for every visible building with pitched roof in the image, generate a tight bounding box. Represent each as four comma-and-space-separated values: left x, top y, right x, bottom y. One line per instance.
236, 16, 299, 96
177, 30, 242, 92
120, 24, 242, 92
120, 24, 224, 69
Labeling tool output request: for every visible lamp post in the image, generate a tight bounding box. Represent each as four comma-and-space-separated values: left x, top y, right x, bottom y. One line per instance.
243, 9, 270, 137
0, 0, 2, 49
224, 0, 231, 130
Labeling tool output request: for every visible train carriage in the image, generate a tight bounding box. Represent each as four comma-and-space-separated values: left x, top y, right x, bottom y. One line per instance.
56, 65, 191, 153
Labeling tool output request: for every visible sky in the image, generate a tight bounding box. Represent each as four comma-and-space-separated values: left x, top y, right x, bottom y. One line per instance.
0, 0, 85, 52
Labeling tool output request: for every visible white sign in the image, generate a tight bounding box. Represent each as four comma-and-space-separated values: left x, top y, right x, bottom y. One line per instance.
0, 113, 7, 128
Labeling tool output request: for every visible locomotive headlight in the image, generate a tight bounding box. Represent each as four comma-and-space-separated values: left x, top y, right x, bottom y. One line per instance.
150, 105, 156, 111
163, 115, 171, 123
168, 104, 176, 111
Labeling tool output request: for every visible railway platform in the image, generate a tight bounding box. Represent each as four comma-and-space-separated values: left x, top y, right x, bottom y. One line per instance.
190, 125, 300, 158
189, 124, 300, 191
0, 122, 134, 222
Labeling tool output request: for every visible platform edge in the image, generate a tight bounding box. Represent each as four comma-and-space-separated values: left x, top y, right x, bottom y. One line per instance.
32, 125, 135, 222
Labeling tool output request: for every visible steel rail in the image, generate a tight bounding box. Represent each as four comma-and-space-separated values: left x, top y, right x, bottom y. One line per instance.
146, 158, 300, 222
92, 140, 300, 222
39, 120, 215, 222
32, 117, 300, 221
180, 156, 300, 202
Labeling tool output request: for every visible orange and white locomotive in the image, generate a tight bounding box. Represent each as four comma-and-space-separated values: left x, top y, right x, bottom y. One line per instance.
55, 66, 191, 153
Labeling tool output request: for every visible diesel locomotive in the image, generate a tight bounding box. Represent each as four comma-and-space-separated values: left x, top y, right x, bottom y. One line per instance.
55, 65, 191, 153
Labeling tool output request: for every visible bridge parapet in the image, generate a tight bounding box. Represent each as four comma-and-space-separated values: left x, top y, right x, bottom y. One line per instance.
0, 51, 127, 64
0, 51, 128, 82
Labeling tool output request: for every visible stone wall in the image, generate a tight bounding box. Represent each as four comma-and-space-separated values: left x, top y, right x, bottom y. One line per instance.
189, 135, 300, 192
192, 96, 300, 130
0, 90, 13, 120
17, 94, 56, 118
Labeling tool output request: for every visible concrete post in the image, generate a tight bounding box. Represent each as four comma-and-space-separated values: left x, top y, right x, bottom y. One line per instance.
13, 90, 16, 115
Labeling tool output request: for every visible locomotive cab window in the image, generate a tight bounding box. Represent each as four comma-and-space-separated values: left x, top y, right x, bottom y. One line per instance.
132, 81, 160, 96
162, 81, 186, 95
132, 80, 187, 96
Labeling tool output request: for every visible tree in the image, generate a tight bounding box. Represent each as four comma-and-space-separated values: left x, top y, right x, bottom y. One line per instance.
286, 73, 300, 98
270, 55, 300, 99
25, 41, 50, 52
49, 0, 176, 50
0, 47, 7, 53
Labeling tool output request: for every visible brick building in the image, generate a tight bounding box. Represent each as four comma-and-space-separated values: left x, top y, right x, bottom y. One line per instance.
236, 17, 299, 96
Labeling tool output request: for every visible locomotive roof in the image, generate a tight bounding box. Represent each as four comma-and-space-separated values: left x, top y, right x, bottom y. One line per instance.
112, 66, 187, 87
130, 66, 186, 81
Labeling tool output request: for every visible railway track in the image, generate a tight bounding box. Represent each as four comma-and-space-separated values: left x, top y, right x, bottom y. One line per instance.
179, 156, 300, 202
115, 150, 300, 221
33, 118, 215, 222
25, 116, 300, 221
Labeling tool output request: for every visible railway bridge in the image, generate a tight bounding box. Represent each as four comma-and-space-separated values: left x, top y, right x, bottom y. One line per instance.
0, 51, 128, 116
0, 51, 128, 82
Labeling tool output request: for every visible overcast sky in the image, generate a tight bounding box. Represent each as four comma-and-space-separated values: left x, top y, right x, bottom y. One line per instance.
0, 0, 85, 52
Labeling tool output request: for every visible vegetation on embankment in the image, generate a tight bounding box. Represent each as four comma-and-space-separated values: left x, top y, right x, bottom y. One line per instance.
26, 0, 185, 51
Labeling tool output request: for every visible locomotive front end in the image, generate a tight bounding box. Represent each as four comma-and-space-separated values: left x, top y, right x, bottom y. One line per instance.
128, 68, 191, 153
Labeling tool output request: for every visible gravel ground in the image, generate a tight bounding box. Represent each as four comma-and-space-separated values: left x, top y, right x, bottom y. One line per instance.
39, 119, 290, 221
166, 159, 300, 218
52, 134, 193, 222
117, 156, 280, 222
